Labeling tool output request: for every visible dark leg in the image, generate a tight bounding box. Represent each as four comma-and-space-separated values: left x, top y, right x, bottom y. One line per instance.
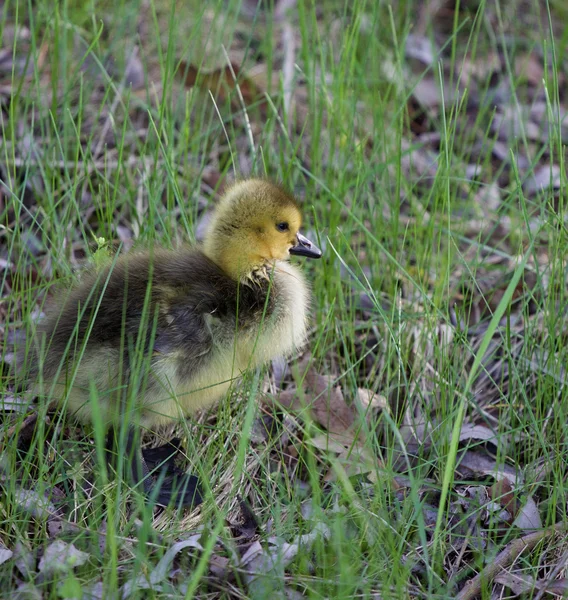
105, 426, 203, 507
105, 426, 150, 492
125, 427, 153, 496
151, 470, 203, 508
125, 427, 203, 508
141, 438, 183, 475
105, 427, 118, 470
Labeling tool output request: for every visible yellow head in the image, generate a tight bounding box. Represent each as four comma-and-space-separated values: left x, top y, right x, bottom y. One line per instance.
203, 179, 321, 279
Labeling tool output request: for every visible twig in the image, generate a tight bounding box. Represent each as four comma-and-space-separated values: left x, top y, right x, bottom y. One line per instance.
208, 90, 236, 178
456, 522, 568, 600
274, 0, 298, 20
133, 161, 151, 239
92, 46, 140, 159
533, 546, 568, 600
276, 0, 297, 132
3, 153, 142, 173
221, 46, 256, 162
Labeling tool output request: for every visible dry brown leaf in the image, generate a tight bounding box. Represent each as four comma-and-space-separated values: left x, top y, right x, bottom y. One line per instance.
242, 522, 330, 596
542, 579, 568, 596
272, 363, 354, 436
82, 582, 105, 599
1, 393, 30, 414
298, 362, 353, 434
523, 164, 562, 196
178, 60, 268, 112
514, 52, 544, 87
490, 478, 518, 516
513, 496, 542, 531
355, 388, 388, 412
412, 77, 441, 110
13, 541, 34, 580
474, 181, 501, 212
457, 522, 568, 599
12, 488, 56, 520
458, 423, 498, 444
459, 454, 542, 528
209, 554, 230, 579
0, 546, 13, 566
326, 444, 378, 483
495, 571, 538, 596
405, 34, 435, 67
307, 433, 378, 483
267, 361, 384, 481
458, 451, 521, 483
121, 535, 204, 599
124, 49, 145, 89
274, 389, 297, 410
496, 569, 568, 597
307, 433, 355, 454
38, 541, 89, 577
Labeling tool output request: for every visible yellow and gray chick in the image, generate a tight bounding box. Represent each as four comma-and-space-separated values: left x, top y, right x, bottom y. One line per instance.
30, 179, 322, 506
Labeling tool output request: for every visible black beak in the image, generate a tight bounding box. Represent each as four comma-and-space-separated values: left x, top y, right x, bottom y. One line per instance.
289, 232, 322, 259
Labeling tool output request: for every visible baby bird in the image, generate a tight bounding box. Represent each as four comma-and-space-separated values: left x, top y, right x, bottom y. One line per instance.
30, 179, 321, 506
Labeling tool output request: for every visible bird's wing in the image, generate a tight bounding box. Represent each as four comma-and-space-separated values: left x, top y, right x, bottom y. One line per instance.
151, 296, 215, 362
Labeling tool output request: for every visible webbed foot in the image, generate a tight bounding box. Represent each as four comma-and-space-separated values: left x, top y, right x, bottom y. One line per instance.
149, 472, 203, 508
141, 438, 183, 476
139, 438, 203, 508
109, 429, 204, 508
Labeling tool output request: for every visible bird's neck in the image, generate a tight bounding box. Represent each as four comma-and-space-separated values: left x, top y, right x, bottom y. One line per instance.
203, 236, 266, 282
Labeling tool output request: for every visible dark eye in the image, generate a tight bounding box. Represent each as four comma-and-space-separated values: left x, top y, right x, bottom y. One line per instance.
276, 222, 289, 232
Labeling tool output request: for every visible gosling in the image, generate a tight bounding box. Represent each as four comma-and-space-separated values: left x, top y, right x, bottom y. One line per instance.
30, 179, 322, 506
